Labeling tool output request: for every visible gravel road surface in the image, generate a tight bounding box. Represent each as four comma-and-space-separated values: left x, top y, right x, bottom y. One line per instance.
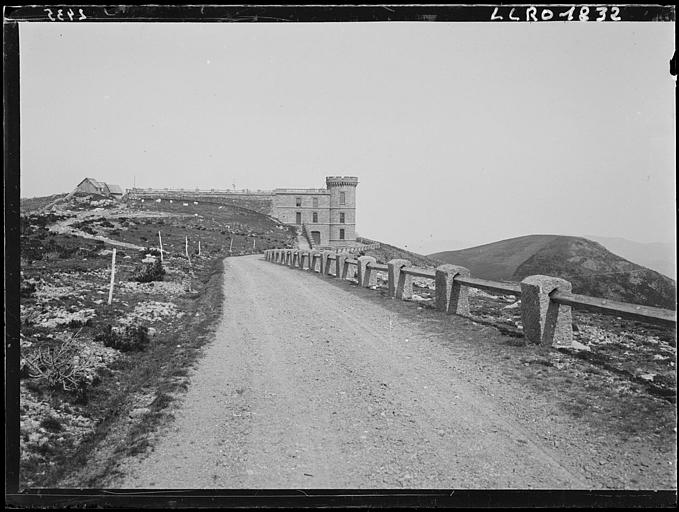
114, 255, 612, 488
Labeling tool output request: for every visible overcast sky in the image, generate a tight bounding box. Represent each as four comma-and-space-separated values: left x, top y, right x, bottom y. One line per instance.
19, 21, 675, 250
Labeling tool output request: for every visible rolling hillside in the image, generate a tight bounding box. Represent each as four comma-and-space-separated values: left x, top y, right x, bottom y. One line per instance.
586, 235, 676, 279
431, 235, 676, 310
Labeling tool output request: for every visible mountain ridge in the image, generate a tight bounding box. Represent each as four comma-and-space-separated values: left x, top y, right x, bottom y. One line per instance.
430, 234, 676, 310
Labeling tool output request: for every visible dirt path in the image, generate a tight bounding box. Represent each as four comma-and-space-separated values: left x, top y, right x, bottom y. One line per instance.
111, 255, 663, 489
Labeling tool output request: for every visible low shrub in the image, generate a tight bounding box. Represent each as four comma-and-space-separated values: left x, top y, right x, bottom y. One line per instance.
95, 324, 149, 352
40, 415, 63, 432
20, 281, 36, 298
22, 337, 99, 394
132, 259, 165, 283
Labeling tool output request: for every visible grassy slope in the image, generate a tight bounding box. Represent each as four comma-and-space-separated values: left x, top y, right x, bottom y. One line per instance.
20, 193, 69, 213
357, 237, 441, 268
18, 195, 296, 488
513, 236, 677, 310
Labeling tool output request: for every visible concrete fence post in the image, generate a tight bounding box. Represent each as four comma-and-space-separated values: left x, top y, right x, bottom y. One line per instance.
285, 249, 292, 266
335, 253, 347, 279
520, 275, 573, 347
435, 264, 471, 315
387, 259, 410, 297
292, 250, 299, 268
357, 256, 377, 288
301, 251, 309, 270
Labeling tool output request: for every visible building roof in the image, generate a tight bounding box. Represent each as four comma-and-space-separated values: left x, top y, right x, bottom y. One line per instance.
106, 183, 123, 194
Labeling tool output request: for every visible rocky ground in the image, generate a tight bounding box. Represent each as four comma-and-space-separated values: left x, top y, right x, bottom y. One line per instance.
385, 274, 677, 404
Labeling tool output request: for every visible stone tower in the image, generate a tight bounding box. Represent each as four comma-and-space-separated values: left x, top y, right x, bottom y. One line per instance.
326, 176, 358, 246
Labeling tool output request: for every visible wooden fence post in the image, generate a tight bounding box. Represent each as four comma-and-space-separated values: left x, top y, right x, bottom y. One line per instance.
107, 248, 117, 305
158, 231, 164, 263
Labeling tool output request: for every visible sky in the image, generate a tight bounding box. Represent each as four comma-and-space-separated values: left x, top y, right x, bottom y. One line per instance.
19, 21, 675, 251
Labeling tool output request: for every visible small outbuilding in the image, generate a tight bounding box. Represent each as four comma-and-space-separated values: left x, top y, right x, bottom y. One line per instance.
73, 178, 124, 200
107, 184, 124, 200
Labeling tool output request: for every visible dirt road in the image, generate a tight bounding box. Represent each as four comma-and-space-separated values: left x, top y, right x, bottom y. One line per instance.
112, 255, 660, 488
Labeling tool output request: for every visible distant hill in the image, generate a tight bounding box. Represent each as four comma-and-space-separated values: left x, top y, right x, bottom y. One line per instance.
585, 235, 675, 280
430, 235, 560, 281
431, 235, 676, 310
406, 238, 468, 255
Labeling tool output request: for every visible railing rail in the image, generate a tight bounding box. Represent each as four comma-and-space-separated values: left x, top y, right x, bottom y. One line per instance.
264, 248, 676, 348
456, 276, 522, 297
551, 291, 676, 328
367, 262, 389, 272
402, 267, 436, 279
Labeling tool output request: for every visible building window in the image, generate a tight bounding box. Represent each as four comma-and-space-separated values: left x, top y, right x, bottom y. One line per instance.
312, 212, 318, 223
296, 197, 302, 207
339, 228, 345, 240
339, 192, 345, 205
339, 212, 345, 224
312, 197, 318, 208
296, 212, 301, 225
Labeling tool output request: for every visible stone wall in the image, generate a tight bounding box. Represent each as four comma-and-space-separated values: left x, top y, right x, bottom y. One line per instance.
126, 189, 275, 216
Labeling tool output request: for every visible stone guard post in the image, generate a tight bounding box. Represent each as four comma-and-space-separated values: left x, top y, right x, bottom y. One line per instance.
396, 266, 414, 300
435, 264, 470, 315
291, 250, 298, 268
357, 256, 377, 288
299, 251, 307, 270
344, 259, 355, 280
310, 252, 320, 272
520, 275, 573, 347
320, 251, 331, 276
335, 253, 347, 279
387, 259, 410, 298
